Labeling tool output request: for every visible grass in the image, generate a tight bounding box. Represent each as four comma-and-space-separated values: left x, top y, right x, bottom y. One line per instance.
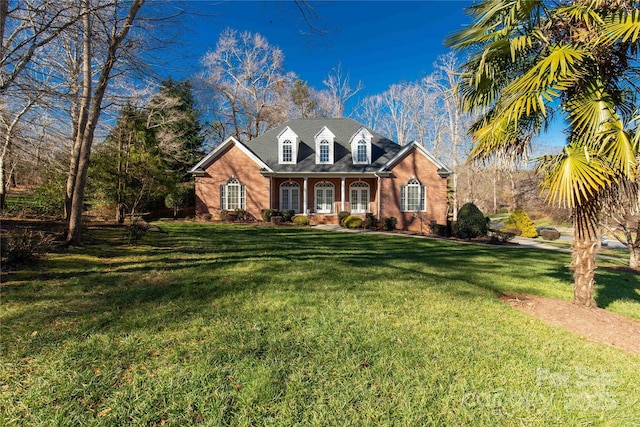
1, 222, 639, 426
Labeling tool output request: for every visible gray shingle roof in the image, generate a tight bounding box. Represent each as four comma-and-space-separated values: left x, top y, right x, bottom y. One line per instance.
243, 118, 401, 173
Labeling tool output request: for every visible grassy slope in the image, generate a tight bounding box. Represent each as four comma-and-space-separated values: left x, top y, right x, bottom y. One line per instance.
1, 223, 639, 426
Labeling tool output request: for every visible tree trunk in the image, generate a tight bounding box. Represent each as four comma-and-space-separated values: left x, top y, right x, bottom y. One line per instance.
630, 246, 638, 269
571, 219, 598, 307
0, 158, 5, 211
65, 0, 144, 245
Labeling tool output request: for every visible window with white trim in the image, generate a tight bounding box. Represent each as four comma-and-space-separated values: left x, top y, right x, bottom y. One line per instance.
278, 126, 298, 164
221, 178, 246, 210
315, 181, 335, 214
281, 139, 293, 163
315, 126, 335, 164
280, 181, 300, 213
318, 139, 330, 163
350, 181, 370, 214
350, 127, 372, 164
355, 139, 368, 163
400, 179, 426, 212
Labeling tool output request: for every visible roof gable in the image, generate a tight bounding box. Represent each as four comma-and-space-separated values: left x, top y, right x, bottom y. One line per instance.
189, 136, 271, 174
380, 141, 453, 176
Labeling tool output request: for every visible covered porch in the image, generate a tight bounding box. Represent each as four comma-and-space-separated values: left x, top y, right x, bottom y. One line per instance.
264, 174, 384, 221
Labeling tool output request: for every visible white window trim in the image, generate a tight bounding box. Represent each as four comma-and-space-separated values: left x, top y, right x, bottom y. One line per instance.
349, 181, 370, 214
316, 139, 333, 164
400, 179, 426, 212
278, 127, 298, 164
221, 178, 246, 211
280, 181, 300, 213
350, 127, 372, 165
279, 139, 295, 164
315, 181, 335, 214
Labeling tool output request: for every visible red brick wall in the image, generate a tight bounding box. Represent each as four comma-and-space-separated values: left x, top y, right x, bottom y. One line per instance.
380, 148, 449, 231
195, 144, 270, 220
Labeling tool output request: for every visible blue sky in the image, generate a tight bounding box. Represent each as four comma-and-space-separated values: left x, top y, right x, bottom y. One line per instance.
166, 0, 565, 151
172, 0, 474, 96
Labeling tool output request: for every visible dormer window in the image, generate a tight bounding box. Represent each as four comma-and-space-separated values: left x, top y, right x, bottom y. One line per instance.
282, 140, 293, 162
350, 127, 372, 164
355, 140, 367, 163
319, 140, 330, 163
315, 126, 335, 164
278, 126, 298, 164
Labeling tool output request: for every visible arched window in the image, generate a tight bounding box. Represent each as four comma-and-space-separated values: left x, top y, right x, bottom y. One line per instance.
281, 139, 293, 163
355, 139, 368, 163
350, 181, 370, 214
221, 178, 245, 210
318, 139, 330, 163
280, 181, 300, 213
400, 179, 425, 212
315, 181, 335, 214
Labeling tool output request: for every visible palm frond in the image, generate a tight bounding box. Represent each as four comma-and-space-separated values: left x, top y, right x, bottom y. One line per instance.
603, 9, 640, 44
538, 144, 613, 208
599, 118, 638, 178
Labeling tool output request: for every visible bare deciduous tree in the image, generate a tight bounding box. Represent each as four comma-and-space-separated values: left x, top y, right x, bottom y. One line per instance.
199, 29, 296, 142
65, 0, 145, 245
319, 63, 363, 118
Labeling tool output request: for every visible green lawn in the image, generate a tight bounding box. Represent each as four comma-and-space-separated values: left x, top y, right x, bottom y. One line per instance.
1, 222, 639, 426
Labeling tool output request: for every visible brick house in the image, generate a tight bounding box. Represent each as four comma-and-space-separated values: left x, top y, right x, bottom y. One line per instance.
190, 118, 453, 231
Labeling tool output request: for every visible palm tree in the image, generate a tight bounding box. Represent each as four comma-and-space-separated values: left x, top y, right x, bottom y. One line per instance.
446, 0, 640, 307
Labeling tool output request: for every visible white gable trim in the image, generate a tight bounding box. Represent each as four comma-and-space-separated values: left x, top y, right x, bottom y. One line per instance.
379, 141, 453, 175
315, 126, 335, 165
314, 126, 335, 140
189, 136, 272, 174
278, 126, 299, 164
350, 127, 372, 164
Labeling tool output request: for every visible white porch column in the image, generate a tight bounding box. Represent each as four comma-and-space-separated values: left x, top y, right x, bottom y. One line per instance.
303, 176, 309, 215
341, 176, 346, 212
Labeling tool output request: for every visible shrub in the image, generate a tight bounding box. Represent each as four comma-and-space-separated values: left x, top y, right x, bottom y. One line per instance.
539, 228, 561, 241
338, 211, 350, 227
125, 218, 149, 245
199, 213, 212, 222
457, 203, 488, 238
1, 230, 54, 267
429, 222, 447, 236
508, 208, 538, 238
343, 215, 363, 229
292, 215, 310, 226
489, 227, 520, 243
261, 209, 279, 222
281, 210, 295, 222
382, 217, 397, 231
363, 213, 378, 229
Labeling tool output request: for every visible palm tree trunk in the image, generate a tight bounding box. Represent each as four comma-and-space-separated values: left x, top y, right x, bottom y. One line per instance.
571, 217, 598, 307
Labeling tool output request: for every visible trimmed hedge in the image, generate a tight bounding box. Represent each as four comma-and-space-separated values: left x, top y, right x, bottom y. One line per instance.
457, 203, 488, 238
381, 217, 397, 231
338, 211, 350, 227
343, 215, 363, 229
292, 215, 310, 226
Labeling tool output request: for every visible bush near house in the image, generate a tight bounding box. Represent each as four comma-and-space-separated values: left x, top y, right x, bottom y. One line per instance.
292, 215, 310, 226
338, 211, 350, 227
381, 217, 397, 231
363, 213, 378, 229
457, 203, 488, 238
507, 208, 538, 238
343, 215, 363, 229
